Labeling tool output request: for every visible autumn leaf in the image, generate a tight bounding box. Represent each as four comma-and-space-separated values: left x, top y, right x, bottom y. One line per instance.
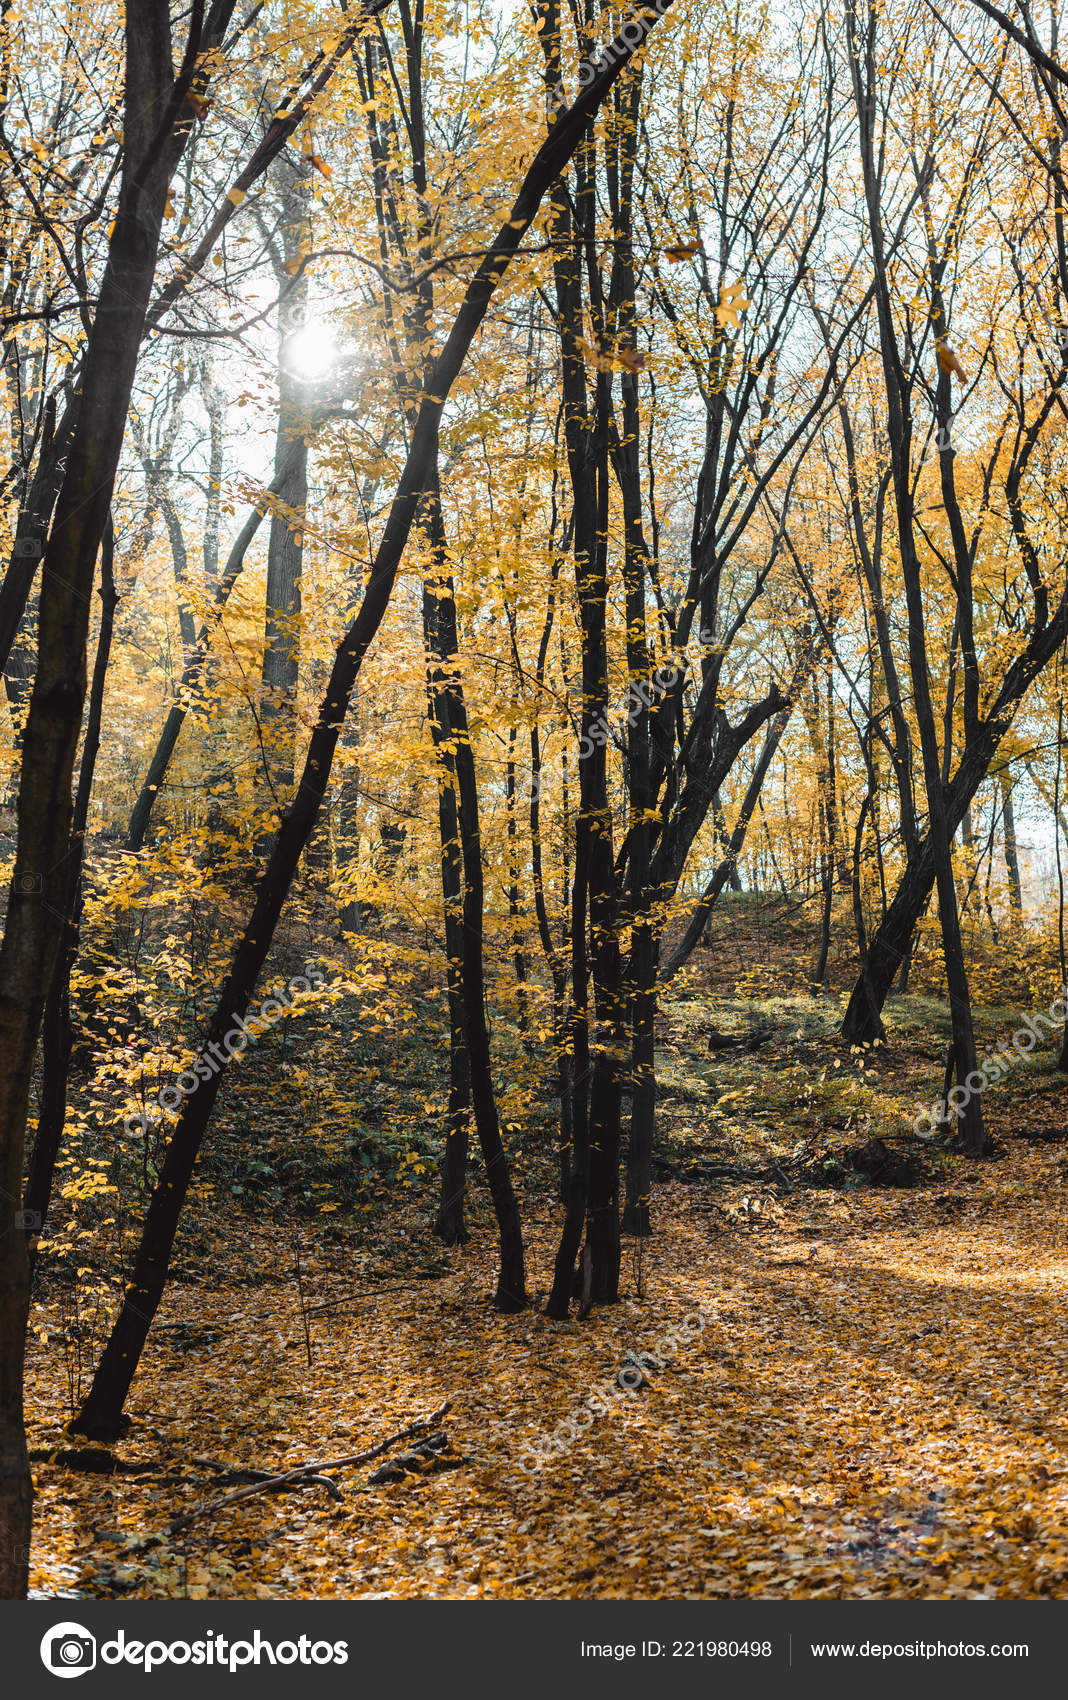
617, 346, 647, 375
576, 335, 646, 374
575, 334, 613, 372
715, 279, 750, 328
664, 238, 704, 262
935, 339, 966, 381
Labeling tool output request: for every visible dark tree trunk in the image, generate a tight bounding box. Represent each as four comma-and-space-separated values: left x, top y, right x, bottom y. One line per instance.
1001, 773, 1023, 912
0, 0, 185, 1595
539, 69, 626, 1308
613, 103, 656, 1240
431, 493, 526, 1306
504, 735, 531, 1037
424, 574, 471, 1246
22, 519, 118, 1275
711, 792, 742, 890
0, 416, 74, 711
846, 10, 985, 1152
622, 929, 657, 1237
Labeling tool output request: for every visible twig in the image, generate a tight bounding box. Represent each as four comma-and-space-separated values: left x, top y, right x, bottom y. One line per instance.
192, 1459, 342, 1498
166, 1400, 452, 1535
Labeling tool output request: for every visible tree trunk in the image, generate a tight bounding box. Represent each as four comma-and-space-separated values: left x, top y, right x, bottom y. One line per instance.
424, 494, 525, 1305
846, 8, 985, 1152
261, 160, 311, 800
0, 416, 74, 711
664, 703, 794, 979
1001, 773, 1023, 912
0, 0, 179, 1595
423, 575, 470, 1247
622, 929, 657, 1237
22, 519, 118, 1275
711, 792, 742, 890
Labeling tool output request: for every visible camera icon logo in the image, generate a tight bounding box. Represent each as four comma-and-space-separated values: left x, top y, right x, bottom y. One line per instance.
14, 872, 42, 895
15, 1208, 41, 1231
40, 1622, 97, 1679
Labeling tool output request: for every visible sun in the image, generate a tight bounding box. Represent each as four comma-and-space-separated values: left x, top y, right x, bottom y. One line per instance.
282, 322, 338, 381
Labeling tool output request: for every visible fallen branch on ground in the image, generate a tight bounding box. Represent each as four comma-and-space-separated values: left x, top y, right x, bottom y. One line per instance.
165, 1399, 452, 1535
367, 1431, 464, 1484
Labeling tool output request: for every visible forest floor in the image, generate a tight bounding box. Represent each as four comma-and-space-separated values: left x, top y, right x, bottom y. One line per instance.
22, 896, 1068, 1600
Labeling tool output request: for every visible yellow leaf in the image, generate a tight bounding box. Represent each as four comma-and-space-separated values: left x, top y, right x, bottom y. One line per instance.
715, 279, 751, 327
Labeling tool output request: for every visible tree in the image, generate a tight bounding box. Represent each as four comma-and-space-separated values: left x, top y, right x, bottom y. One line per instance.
0, 0, 240, 1602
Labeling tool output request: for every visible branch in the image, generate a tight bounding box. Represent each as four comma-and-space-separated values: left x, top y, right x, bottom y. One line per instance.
165, 1400, 452, 1533
967, 0, 1068, 88
144, 0, 397, 336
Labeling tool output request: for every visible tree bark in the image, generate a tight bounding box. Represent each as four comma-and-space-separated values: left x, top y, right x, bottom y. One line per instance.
1001, 772, 1023, 911
22, 519, 118, 1275
424, 576, 471, 1246
0, 0, 181, 1597
261, 159, 311, 799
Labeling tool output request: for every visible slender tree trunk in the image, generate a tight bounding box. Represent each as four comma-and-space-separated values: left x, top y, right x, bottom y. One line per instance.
504, 735, 531, 1037
424, 493, 524, 1303
846, 5, 985, 1151
548, 836, 590, 1318
1056, 693, 1068, 1070
665, 703, 793, 978
22, 520, 118, 1274
424, 579, 470, 1244
813, 850, 834, 990
0, 0, 179, 1594
1001, 772, 1023, 912
623, 929, 657, 1237
537, 49, 620, 1311
711, 791, 742, 891
528, 715, 572, 1200
577, 383, 623, 1299
614, 101, 656, 1238
261, 162, 310, 800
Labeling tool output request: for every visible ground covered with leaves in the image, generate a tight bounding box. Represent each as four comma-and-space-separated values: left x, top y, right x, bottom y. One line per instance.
22, 905, 1068, 1601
